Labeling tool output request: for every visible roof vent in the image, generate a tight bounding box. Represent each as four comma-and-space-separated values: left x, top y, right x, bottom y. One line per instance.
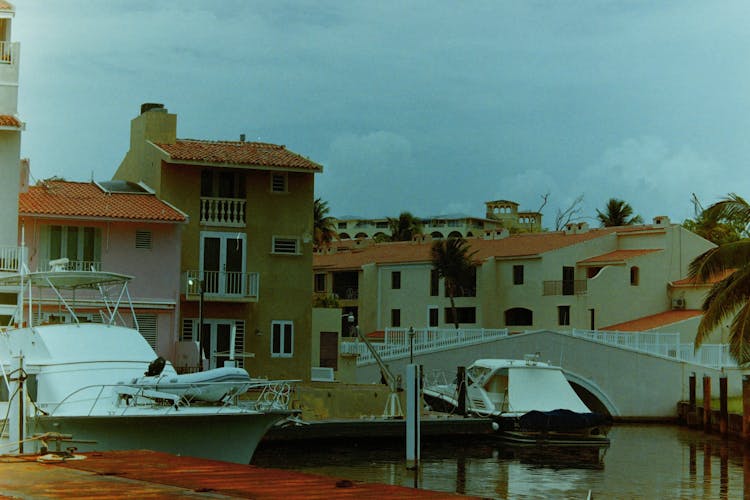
653, 215, 670, 226
564, 221, 589, 235
240, 134, 246, 142
140, 103, 165, 114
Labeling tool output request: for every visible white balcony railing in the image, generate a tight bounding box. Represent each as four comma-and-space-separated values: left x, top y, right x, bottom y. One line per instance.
200, 197, 246, 227
0, 41, 15, 64
185, 270, 259, 300
0, 245, 23, 272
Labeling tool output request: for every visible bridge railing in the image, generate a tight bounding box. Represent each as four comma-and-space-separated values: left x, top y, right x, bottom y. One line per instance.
341, 327, 509, 366
571, 329, 736, 368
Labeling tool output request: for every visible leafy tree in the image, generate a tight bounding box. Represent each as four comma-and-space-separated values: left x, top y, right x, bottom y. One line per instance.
431, 237, 477, 329
387, 212, 423, 241
313, 198, 337, 248
596, 198, 643, 227
682, 193, 745, 245
689, 193, 750, 364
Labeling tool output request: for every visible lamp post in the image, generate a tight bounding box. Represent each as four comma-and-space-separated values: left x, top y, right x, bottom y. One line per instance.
408, 326, 415, 364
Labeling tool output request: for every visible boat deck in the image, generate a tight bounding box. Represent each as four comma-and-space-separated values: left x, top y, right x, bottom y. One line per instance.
0, 449, 477, 499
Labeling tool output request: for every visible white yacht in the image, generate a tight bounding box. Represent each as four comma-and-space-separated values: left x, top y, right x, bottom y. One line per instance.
0, 269, 295, 463
423, 357, 610, 445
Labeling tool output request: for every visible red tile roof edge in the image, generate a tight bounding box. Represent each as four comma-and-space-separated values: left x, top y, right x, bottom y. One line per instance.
602, 309, 703, 332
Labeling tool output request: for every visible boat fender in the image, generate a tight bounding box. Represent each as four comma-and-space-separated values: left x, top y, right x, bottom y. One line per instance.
491, 421, 500, 432
145, 357, 166, 377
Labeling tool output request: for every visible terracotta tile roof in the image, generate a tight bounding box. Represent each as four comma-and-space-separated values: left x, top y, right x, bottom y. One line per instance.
602, 309, 703, 332
0, 115, 22, 128
578, 249, 661, 265
315, 227, 628, 270
0, 2, 13, 11
671, 269, 734, 287
19, 181, 187, 222
153, 139, 323, 172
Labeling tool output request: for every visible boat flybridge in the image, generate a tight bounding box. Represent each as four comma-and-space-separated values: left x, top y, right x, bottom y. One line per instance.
423, 356, 611, 446
0, 266, 295, 464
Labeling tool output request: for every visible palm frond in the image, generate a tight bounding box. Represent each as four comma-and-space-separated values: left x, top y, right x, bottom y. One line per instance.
728, 302, 750, 364
695, 266, 750, 349
688, 240, 750, 281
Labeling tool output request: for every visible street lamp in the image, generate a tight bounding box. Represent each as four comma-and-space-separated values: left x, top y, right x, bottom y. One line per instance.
188, 278, 205, 349
347, 312, 355, 337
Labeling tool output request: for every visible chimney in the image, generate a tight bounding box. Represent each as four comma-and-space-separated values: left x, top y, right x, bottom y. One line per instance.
131, 103, 177, 147
140, 102, 165, 114
240, 134, 246, 142
653, 215, 670, 226
19, 158, 29, 193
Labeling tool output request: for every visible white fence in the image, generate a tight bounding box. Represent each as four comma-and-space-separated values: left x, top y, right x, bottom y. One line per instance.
571, 329, 736, 368
340, 327, 737, 369
341, 327, 509, 366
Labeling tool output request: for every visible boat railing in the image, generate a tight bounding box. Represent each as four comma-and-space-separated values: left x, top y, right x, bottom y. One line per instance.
245, 380, 294, 411
341, 327, 509, 366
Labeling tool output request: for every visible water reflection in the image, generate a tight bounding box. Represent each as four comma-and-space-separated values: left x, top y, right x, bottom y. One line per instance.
252, 425, 747, 499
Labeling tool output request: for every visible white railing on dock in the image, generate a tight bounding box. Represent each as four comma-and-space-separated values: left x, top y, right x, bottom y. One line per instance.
341, 327, 509, 366
571, 329, 736, 368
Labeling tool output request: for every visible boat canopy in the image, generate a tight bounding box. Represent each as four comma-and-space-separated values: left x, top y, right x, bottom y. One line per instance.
506, 366, 591, 414
0, 271, 133, 290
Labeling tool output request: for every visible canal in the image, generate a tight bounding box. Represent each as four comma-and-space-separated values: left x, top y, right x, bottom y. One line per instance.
253, 424, 748, 499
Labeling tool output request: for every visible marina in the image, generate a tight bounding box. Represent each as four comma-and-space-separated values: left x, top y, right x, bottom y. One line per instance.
254, 424, 749, 499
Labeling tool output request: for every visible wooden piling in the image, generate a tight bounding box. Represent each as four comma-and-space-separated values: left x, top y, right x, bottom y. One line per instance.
703, 375, 711, 433
719, 376, 728, 435
457, 366, 466, 417
689, 372, 696, 411
743, 375, 750, 439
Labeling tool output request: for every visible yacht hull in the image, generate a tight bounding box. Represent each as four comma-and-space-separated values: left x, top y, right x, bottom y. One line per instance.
27, 410, 289, 464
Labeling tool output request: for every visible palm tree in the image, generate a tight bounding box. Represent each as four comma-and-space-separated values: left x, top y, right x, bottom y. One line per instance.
387, 212, 423, 241
313, 198, 337, 249
682, 193, 745, 245
689, 194, 750, 364
431, 237, 477, 329
596, 198, 643, 227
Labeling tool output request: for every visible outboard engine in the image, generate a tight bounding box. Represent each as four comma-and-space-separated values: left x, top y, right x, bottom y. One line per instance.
145, 356, 166, 377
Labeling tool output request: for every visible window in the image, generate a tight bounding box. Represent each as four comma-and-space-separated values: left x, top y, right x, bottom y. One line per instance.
201, 169, 246, 198
314, 273, 326, 293
136, 313, 158, 350
444, 307, 476, 324
445, 266, 476, 297
562, 266, 575, 296
391, 271, 401, 289
391, 309, 401, 327
201, 232, 247, 295
430, 269, 439, 296
505, 307, 533, 326
271, 320, 294, 357
270, 173, 287, 193
630, 266, 640, 286
45, 225, 101, 270
337, 222, 347, 229
513, 265, 524, 285
135, 230, 152, 250
558, 306, 570, 326
272, 237, 299, 254
428, 307, 439, 327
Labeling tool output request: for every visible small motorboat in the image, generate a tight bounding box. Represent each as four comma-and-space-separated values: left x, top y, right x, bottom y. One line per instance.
423, 356, 611, 446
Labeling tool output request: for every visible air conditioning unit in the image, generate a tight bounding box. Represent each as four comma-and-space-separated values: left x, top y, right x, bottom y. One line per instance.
672, 298, 686, 310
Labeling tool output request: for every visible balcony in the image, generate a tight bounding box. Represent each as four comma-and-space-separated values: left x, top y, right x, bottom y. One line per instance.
200, 197, 246, 227
0, 245, 24, 272
542, 279, 587, 296
185, 270, 259, 301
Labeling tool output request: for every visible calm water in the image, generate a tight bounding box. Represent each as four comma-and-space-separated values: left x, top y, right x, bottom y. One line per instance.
253, 425, 749, 499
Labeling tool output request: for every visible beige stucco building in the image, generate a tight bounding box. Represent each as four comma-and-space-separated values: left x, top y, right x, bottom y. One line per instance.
114, 104, 322, 381
314, 217, 716, 341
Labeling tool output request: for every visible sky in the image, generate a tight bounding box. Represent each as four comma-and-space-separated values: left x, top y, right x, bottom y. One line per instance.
12, 1, 750, 228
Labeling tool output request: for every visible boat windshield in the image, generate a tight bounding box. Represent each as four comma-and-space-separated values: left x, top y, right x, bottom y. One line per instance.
467, 365, 491, 384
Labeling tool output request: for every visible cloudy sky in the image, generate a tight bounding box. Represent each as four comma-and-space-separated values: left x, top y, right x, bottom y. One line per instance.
12, 1, 750, 227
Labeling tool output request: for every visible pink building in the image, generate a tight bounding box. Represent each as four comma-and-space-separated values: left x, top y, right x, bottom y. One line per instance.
18, 179, 187, 360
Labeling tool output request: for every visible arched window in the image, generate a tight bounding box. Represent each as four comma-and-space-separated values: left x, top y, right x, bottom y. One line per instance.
339, 232, 350, 240
505, 307, 533, 326
448, 231, 462, 238
431, 231, 444, 239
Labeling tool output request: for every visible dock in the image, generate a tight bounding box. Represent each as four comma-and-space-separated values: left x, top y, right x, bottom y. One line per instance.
265, 414, 495, 441
0, 449, 477, 499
